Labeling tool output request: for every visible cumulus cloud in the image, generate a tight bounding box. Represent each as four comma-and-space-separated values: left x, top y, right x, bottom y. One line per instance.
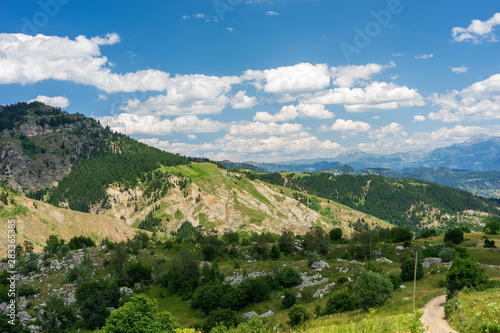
415, 53, 434, 59
120, 74, 240, 116
254, 103, 334, 122
228, 121, 304, 136
302, 81, 424, 112
242, 62, 331, 95
230, 90, 258, 109
451, 66, 469, 73
0, 33, 175, 93
29, 95, 69, 108
413, 115, 426, 122
452, 13, 500, 43
429, 73, 500, 122
98, 113, 225, 135
254, 105, 297, 122
320, 119, 371, 132
330, 62, 395, 87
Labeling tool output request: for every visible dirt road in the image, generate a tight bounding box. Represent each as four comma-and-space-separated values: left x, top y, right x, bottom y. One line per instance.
421, 295, 458, 333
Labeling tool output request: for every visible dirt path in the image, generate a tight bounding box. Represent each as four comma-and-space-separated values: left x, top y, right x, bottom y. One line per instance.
421, 295, 458, 333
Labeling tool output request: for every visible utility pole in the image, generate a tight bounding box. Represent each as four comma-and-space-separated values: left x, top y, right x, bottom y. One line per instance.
413, 251, 418, 312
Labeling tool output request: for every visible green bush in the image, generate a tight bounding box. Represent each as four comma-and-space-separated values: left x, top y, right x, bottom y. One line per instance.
336, 276, 349, 285
438, 247, 457, 262
281, 290, 296, 309
444, 228, 464, 245
276, 267, 302, 288
288, 304, 311, 327
484, 219, 500, 234
68, 236, 96, 250
17, 284, 39, 297
446, 256, 488, 295
204, 308, 241, 332
306, 251, 321, 267
400, 258, 424, 282
325, 292, 356, 314
388, 275, 402, 291
351, 269, 393, 310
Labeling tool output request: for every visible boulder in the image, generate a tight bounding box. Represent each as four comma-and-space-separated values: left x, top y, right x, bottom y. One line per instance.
260, 310, 274, 318
376, 257, 393, 264
311, 260, 330, 271
242, 311, 258, 319
395, 246, 405, 252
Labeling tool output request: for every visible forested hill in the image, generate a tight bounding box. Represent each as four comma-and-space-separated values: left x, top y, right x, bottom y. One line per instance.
245, 172, 499, 232
0, 102, 189, 211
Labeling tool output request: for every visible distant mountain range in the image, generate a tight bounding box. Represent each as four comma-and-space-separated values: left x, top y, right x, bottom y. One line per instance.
223, 135, 500, 197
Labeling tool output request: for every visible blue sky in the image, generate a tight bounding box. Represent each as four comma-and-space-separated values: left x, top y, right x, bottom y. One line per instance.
1, 0, 500, 162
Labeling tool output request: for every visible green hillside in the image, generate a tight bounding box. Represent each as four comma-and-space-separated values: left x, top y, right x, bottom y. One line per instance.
246, 172, 499, 232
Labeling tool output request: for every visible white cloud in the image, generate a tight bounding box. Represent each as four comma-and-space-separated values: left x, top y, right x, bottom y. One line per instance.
98, 94, 107, 101
392, 53, 404, 57
182, 13, 218, 22
321, 119, 371, 132
242, 62, 331, 95
230, 90, 258, 109
29, 95, 69, 108
120, 74, 240, 116
302, 81, 424, 112
254, 105, 297, 122
330, 62, 395, 87
0, 33, 175, 93
452, 12, 500, 43
228, 121, 304, 136
226, 27, 235, 33
98, 113, 225, 135
295, 103, 335, 119
451, 66, 469, 73
254, 103, 334, 122
187, 134, 197, 140
413, 115, 426, 122
415, 53, 434, 60
266, 11, 279, 16
429, 73, 500, 122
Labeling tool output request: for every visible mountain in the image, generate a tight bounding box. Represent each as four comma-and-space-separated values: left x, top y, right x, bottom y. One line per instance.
422, 135, 500, 171
0, 102, 391, 245
402, 167, 500, 198
246, 171, 499, 232
242, 160, 342, 173
314, 165, 355, 175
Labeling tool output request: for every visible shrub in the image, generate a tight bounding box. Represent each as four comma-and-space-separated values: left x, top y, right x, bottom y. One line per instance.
484, 239, 496, 248
191, 284, 246, 314
438, 247, 457, 262
351, 269, 393, 310
125, 262, 152, 286
281, 290, 296, 309
336, 276, 349, 285
388, 275, 402, 291
444, 228, 464, 245
68, 236, 96, 250
446, 256, 488, 295
390, 227, 413, 243
17, 284, 39, 297
400, 258, 424, 282
270, 244, 280, 260
484, 219, 500, 234
276, 267, 302, 288
306, 251, 321, 267
288, 304, 310, 327
329, 228, 343, 242
100, 294, 179, 333
278, 229, 295, 254
325, 292, 356, 314
44, 234, 65, 254
204, 308, 241, 332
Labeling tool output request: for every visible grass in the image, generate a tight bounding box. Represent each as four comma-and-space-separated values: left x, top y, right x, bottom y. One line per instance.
447, 288, 500, 333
